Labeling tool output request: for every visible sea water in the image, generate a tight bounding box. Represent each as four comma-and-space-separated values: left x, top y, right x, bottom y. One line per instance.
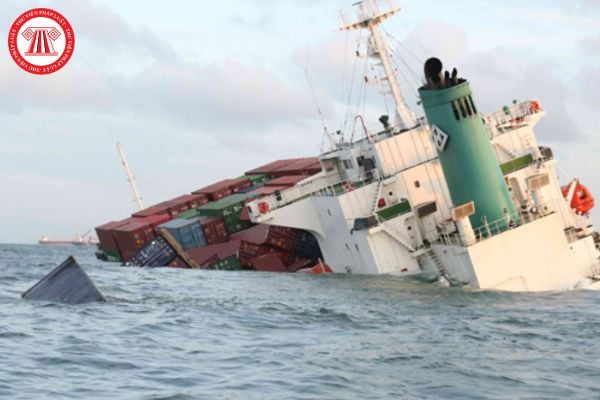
1, 244, 599, 399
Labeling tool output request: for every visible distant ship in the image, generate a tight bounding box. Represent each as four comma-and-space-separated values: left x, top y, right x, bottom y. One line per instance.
38, 231, 99, 247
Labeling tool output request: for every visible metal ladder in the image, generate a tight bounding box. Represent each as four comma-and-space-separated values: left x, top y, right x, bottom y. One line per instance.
494, 142, 517, 159
381, 223, 415, 252
370, 179, 384, 215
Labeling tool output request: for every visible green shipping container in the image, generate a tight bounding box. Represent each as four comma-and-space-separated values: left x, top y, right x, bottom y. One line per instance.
103, 249, 122, 263
209, 256, 242, 271
178, 208, 202, 220
198, 194, 250, 234
244, 174, 271, 184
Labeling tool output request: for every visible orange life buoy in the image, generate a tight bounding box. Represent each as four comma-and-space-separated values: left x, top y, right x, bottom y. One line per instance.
258, 202, 270, 214
562, 181, 595, 214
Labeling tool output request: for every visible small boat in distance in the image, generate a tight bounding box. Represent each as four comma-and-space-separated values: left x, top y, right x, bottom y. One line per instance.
38, 231, 99, 247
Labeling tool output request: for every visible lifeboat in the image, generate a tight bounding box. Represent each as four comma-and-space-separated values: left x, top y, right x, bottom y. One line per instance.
562, 180, 595, 215
297, 260, 333, 274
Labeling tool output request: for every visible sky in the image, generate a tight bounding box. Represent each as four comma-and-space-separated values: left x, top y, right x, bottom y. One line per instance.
1, 0, 599, 243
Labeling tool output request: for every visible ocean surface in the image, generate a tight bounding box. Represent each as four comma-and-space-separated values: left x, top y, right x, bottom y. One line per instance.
1, 244, 599, 400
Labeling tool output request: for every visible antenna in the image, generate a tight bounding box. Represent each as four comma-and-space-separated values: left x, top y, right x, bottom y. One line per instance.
304, 66, 337, 150
116, 142, 144, 211
341, 0, 416, 131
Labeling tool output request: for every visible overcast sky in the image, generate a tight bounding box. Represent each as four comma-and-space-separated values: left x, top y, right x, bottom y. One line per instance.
1, 0, 599, 243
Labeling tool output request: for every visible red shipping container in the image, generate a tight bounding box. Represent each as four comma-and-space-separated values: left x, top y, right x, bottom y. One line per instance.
245, 159, 300, 176
113, 220, 156, 253
200, 217, 229, 245
132, 205, 170, 218
265, 175, 307, 187
95, 220, 131, 252
187, 241, 241, 266
270, 158, 320, 177
182, 194, 209, 209
166, 201, 190, 217
251, 253, 289, 273
145, 213, 172, 229
121, 251, 137, 263
238, 240, 272, 267
192, 179, 234, 201
265, 225, 298, 251
227, 177, 252, 193
114, 214, 171, 254
168, 257, 189, 269
231, 224, 270, 244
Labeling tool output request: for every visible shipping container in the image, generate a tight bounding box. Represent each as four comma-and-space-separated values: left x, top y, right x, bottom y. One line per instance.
168, 257, 189, 269
159, 218, 206, 250
264, 175, 307, 187
269, 158, 321, 177
231, 224, 270, 244
168, 194, 209, 209
244, 174, 271, 184
126, 236, 177, 267
178, 208, 202, 220
164, 201, 191, 217
251, 253, 289, 273
227, 177, 252, 193
113, 214, 171, 254
265, 225, 298, 251
238, 183, 265, 194
209, 256, 242, 271
192, 179, 234, 201
238, 240, 272, 267
245, 159, 300, 176
132, 204, 171, 218
187, 240, 241, 266
198, 194, 251, 234
199, 217, 229, 245
293, 230, 322, 259
95, 220, 131, 252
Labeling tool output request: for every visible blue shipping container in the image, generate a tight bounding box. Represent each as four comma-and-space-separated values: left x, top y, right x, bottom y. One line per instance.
159, 218, 207, 250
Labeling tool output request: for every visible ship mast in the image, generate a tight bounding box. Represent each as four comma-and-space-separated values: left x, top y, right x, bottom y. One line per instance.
116, 142, 144, 211
341, 0, 416, 131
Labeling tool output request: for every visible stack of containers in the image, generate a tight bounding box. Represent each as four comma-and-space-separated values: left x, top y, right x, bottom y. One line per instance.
192, 179, 233, 201
132, 204, 170, 218
265, 225, 297, 252
187, 241, 241, 267
192, 178, 251, 201
244, 174, 271, 185
95, 220, 132, 262
113, 214, 171, 261
293, 231, 322, 259
200, 217, 229, 244
158, 218, 206, 250
245, 159, 299, 175
126, 236, 177, 267
268, 158, 321, 177
197, 193, 251, 234
265, 175, 308, 187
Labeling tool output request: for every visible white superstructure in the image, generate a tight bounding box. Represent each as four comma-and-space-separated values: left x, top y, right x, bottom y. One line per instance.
248, 1, 600, 291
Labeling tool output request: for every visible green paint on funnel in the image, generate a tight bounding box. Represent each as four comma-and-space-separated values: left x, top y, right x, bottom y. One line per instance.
420, 81, 517, 230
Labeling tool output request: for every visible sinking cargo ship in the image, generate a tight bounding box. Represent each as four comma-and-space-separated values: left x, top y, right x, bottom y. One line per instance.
96, 1, 600, 291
